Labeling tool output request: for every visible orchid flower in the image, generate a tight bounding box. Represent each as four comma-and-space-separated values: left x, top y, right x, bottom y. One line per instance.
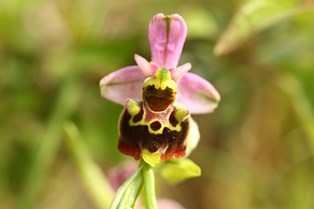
100, 13, 220, 167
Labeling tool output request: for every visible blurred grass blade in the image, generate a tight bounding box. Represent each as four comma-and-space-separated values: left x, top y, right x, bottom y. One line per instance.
64, 122, 114, 209
214, 0, 314, 55
18, 80, 80, 209
109, 165, 143, 209
278, 74, 314, 152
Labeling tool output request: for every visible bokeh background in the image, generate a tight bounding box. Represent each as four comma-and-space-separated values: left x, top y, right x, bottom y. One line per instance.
1, 0, 314, 208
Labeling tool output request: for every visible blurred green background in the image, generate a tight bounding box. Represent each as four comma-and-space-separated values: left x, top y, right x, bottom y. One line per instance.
1, 0, 314, 208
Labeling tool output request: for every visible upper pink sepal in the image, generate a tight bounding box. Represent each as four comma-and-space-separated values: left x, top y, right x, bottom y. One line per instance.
149, 13, 187, 69
176, 72, 220, 114
100, 66, 145, 105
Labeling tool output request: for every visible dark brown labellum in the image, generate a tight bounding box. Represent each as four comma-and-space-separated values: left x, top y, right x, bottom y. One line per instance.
118, 102, 189, 161
142, 85, 176, 112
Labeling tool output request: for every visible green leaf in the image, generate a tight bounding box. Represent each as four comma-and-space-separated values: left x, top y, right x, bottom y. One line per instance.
110, 165, 143, 209
214, 0, 314, 55
160, 158, 201, 184
117, 172, 143, 209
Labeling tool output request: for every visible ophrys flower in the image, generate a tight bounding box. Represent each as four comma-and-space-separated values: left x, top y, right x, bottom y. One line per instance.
100, 13, 220, 166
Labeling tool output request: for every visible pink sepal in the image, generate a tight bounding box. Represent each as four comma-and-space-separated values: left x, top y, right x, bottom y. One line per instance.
148, 13, 187, 69
100, 66, 145, 105
176, 72, 220, 114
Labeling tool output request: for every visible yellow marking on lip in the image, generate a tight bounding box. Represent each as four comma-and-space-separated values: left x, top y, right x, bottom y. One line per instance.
126, 99, 189, 135
126, 99, 141, 116
130, 115, 183, 135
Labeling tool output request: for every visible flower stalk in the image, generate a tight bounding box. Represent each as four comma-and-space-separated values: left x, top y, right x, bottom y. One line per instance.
142, 161, 158, 209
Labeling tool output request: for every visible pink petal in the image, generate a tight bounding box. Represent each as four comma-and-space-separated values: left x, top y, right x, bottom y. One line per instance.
170, 62, 191, 82
148, 13, 187, 69
134, 54, 155, 77
99, 66, 145, 105
176, 72, 220, 114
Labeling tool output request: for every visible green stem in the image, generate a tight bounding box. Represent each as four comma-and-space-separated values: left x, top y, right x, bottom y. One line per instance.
142, 161, 158, 209
64, 122, 114, 209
